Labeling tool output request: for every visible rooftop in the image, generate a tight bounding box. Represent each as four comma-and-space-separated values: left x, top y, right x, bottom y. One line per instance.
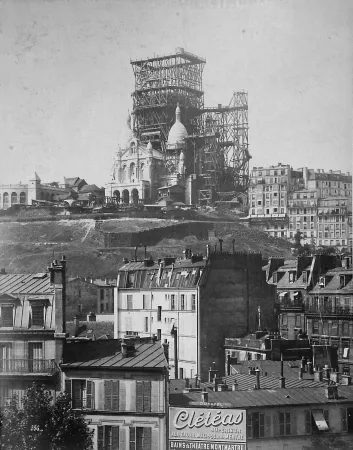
0, 272, 53, 295
169, 385, 353, 409
66, 320, 114, 340
62, 340, 167, 370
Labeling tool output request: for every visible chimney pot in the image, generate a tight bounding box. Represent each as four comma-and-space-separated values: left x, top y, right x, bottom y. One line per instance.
201, 389, 208, 403
255, 368, 261, 390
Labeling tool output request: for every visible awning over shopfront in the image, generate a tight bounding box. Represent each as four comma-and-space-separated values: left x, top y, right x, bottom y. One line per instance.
279, 292, 288, 297
312, 410, 329, 431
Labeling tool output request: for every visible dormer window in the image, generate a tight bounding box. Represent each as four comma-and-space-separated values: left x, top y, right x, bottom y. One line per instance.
0, 306, 13, 327
28, 299, 48, 328
319, 276, 325, 287
0, 294, 20, 328
302, 271, 308, 284
273, 273, 278, 283
289, 272, 296, 283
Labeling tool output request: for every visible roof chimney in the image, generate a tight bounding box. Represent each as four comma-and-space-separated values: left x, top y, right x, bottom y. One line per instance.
121, 342, 127, 358
280, 377, 286, 388
87, 312, 96, 322
0, 268, 6, 274
208, 362, 218, 382
201, 389, 208, 403
325, 384, 338, 399
255, 368, 260, 390
74, 315, 80, 336
162, 339, 169, 363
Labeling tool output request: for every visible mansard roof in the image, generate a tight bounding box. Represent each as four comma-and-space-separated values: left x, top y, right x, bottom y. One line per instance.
117, 259, 208, 289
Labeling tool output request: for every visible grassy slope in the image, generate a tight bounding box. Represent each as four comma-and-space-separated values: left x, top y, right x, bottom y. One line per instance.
0, 218, 293, 278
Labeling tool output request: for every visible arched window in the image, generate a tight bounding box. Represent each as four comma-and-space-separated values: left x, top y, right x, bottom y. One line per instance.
343, 322, 349, 336
122, 165, 127, 183
20, 192, 26, 204
11, 192, 18, 205
3, 193, 9, 208
140, 163, 144, 180
40, 192, 45, 200
45, 192, 50, 201
130, 163, 135, 182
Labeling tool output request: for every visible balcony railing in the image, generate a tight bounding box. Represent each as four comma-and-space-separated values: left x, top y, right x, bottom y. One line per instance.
0, 359, 58, 375
276, 299, 304, 309
304, 305, 353, 315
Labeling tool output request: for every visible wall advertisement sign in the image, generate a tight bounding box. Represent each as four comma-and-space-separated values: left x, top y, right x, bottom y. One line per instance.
169, 407, 246, 450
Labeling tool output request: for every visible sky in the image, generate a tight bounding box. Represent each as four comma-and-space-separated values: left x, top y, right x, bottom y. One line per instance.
0, 0, 352, 187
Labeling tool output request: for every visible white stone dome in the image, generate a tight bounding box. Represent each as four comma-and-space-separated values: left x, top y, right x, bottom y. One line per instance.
167, 104, 188, 147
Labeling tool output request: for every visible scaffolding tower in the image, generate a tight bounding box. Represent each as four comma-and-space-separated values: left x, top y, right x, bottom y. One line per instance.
199, 92, 251, 203
131, 48, 206, 151
130, 48, 251, 205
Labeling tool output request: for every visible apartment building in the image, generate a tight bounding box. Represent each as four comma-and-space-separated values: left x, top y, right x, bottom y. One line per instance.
266, 254, 339, 339
247, 165, 352, 251
114, 247, 276, 381
0, 258, 67, 408
67, 277, 115, 320
169, 373, 353, 450
305, 258, 353, 365
287, 189, 318, 245
316, 196, 352, 251
61, 337, 169, 450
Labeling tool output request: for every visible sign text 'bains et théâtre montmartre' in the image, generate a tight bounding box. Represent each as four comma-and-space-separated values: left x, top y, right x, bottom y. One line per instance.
169, 407, 247, 450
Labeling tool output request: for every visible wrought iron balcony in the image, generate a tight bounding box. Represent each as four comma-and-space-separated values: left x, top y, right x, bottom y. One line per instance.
304, 305, 353, 315
276, 299, 304, 309
0, 359, 58, 375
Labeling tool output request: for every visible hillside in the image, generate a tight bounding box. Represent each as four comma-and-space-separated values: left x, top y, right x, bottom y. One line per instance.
0, 218, 293, 278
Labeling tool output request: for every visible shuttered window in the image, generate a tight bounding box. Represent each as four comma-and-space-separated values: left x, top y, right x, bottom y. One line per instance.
0, 306, 13, 327
31, 305, 44, 327
65, 379, 94, 409
104, 380, 120, 411
97, 426, 119, 450
136, 381, 151, 412
129, 427, 151, 450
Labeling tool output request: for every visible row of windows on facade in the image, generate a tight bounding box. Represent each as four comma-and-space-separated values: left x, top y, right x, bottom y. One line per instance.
64, 379, 158, 413
247, 409, 350, 439
251, 177, 288, 185
252, 169, 288, 177
251, 208, 285, 215
0, 304, 44, 327
1, 192, 26, 206
97, 425, 152, 450
252, 192, 286, 199
124, 294, 196, 312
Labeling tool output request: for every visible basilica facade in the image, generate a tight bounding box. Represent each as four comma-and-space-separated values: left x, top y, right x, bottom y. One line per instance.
106, 105, 197, 205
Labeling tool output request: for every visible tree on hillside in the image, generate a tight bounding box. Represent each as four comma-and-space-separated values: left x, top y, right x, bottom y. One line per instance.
0, 384, 93, 450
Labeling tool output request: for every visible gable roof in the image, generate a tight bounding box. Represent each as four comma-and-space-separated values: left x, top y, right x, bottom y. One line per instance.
61, 340, 167, 370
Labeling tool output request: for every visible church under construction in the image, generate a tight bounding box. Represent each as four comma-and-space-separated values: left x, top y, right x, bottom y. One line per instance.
106, 47, 251, 206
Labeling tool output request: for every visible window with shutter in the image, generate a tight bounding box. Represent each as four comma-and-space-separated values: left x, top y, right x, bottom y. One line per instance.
136, 381, 151, 412
31, 305, 44, 327
129, 427, 136, 450
112, 427, 119, 449
104, 380, 120, 411
86, 380, 95, 409
97, 426, 104, 450
0, 306, 13, 327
